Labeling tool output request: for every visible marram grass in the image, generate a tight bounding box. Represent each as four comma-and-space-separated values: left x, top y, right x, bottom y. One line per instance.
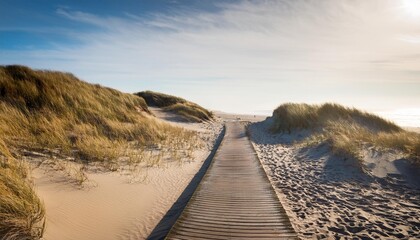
271, 103, 420, 164
0, 65, 197, 162
136, 90, 213, 122
0, 157, 45, 240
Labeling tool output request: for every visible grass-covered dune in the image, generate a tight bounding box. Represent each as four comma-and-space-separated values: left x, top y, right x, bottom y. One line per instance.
271, 103, 420, 163
0, 65, 196, 239
0, 65, 191, 161
136, 90, 213, 122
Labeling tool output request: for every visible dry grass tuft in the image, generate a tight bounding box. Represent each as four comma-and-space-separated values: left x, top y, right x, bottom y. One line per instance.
135, 90, 213, 122
271, 103, 420, 164
0, 157, 45, 240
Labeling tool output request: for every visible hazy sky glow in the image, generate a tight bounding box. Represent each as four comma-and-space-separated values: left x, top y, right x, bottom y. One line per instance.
1, 0, 420, 122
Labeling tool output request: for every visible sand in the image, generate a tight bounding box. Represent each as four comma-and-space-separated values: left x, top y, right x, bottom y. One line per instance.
32, 111, 223, 240
33, 159, 209, 240
249, 119, 420, 239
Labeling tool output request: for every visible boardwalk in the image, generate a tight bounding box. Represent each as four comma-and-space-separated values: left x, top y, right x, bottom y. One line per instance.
166, 121, 297, 239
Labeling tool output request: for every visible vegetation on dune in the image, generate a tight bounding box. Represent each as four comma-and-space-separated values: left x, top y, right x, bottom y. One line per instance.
135, 91, 213, 122
0, 65, 200, 239
164, 103, 213, 123
0, 158, 45, 240
0, 65, 192, 161
271, 103, 420, 164
136, 90, 186, 108
271, 103, 401, 133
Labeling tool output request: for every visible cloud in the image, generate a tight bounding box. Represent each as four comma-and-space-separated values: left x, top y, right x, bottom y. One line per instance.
2, 0, 420, 113
56, 8, 125, 29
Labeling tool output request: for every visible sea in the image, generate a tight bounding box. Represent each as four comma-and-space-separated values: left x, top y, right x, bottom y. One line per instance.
375, 109, 420, 128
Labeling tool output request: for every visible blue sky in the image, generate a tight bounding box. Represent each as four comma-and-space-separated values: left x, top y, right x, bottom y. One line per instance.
0, 0, 225, 49
1, 0, 420, 121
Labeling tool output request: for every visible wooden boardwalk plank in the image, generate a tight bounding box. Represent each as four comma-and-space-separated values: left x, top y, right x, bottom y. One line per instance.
166, 122, 297, 239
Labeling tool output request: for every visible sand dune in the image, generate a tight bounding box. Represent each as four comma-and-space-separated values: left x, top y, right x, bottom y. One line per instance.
32, 115, 223, 240
249, 119, 420, 239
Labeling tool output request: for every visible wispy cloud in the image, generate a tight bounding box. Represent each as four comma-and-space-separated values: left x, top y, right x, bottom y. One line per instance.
56, 7, 134, 29
2, 0, 420, 113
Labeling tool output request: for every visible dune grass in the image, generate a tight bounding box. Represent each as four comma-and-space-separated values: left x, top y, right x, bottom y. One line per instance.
271, 103, 420, 163
0, 65, 202, 239
0, 156, 45, 240
135, 91, 213, 122
0, 65, 197, 161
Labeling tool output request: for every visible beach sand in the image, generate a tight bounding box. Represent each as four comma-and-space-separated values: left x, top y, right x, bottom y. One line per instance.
249, 119, 420, 239
32, 111, 223, 240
